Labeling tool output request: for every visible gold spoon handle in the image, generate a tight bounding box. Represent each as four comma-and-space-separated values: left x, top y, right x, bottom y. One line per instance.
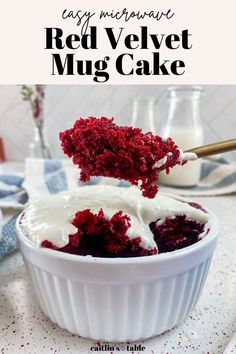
185, 139, 236, 158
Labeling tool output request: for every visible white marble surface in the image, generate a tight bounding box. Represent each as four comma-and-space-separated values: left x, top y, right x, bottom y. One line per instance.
1, 163, 236, 353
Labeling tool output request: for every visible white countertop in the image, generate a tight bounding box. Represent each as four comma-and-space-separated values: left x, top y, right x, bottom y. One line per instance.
0, 162, 236, 354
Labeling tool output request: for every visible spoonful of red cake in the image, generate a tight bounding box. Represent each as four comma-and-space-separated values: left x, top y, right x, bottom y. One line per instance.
59, 117, 183, 198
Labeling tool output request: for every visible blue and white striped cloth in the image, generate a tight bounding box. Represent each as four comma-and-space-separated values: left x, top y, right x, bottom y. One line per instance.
0, 157, 236, 260
0, 174, 26, 259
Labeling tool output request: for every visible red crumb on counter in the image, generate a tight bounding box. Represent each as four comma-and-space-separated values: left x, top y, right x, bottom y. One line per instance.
41, 209, 157, 258
59, 117, 182, 198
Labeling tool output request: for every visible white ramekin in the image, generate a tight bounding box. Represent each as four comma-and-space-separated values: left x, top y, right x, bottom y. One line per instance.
16, 207, 218, 342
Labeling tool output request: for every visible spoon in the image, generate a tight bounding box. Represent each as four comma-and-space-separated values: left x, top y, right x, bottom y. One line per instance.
184, 138, 236, 159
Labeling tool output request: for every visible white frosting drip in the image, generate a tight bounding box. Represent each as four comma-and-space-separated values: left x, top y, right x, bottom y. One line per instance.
151, 148, 197, 172
21, 186, 209, 250
181, 152, 198, 161
178, 148, 198, 162
153, 156, 168, 169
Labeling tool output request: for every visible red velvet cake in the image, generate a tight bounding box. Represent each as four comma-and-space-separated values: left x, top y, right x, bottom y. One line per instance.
150, 215, 205, 253
42, 209, 157, 258
59, 117, 182, 198
21, 185, 209, 258
42, 208, 206, 257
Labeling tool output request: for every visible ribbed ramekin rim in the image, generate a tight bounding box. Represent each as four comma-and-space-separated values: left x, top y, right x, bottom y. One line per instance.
16, 206, 218, 266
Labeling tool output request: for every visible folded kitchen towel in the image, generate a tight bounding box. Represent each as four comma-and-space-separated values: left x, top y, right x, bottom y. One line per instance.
0, 174, 26, 259
0, 156, 236, 260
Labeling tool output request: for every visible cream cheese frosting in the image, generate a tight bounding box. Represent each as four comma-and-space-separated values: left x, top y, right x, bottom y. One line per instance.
20, 185, 209, 249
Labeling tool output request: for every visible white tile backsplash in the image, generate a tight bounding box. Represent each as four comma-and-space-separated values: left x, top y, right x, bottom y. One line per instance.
0, 85, 236, 161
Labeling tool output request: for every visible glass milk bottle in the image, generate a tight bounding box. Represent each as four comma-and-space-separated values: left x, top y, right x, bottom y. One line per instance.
132, 97, 156, 133
158, 86, 204, 187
